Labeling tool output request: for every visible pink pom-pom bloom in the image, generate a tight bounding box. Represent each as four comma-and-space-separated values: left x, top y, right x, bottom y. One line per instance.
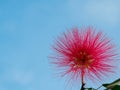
50, 27, 117, 86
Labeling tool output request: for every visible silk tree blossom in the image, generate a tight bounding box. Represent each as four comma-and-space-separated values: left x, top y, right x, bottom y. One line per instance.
50, 27, 117, 89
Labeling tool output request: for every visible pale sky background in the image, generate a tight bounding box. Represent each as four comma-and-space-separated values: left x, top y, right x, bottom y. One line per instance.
0, 0, 120, 90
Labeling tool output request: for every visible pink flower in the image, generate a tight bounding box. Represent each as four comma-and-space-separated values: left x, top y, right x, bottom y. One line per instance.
50, 27, 117, 86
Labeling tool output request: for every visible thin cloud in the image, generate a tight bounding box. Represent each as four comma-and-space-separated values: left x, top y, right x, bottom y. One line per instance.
84, 0, 120, 25
67, 0, 120, 26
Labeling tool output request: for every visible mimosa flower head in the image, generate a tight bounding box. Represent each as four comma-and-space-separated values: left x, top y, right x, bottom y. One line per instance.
50, 27, 117, 85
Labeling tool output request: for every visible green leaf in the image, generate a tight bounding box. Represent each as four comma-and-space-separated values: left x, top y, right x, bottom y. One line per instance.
103, 78, 120, 89
87, 88, 92, 90
103, 84, 110, 87
111, 85, 120, 90
85, 88, 96, 90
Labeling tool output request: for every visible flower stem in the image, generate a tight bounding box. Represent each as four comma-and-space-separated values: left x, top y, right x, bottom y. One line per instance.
80, 73, 85, 90
80, 81, 85, 90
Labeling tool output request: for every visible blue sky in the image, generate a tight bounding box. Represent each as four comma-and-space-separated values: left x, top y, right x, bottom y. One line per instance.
0, 0, 120, 90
